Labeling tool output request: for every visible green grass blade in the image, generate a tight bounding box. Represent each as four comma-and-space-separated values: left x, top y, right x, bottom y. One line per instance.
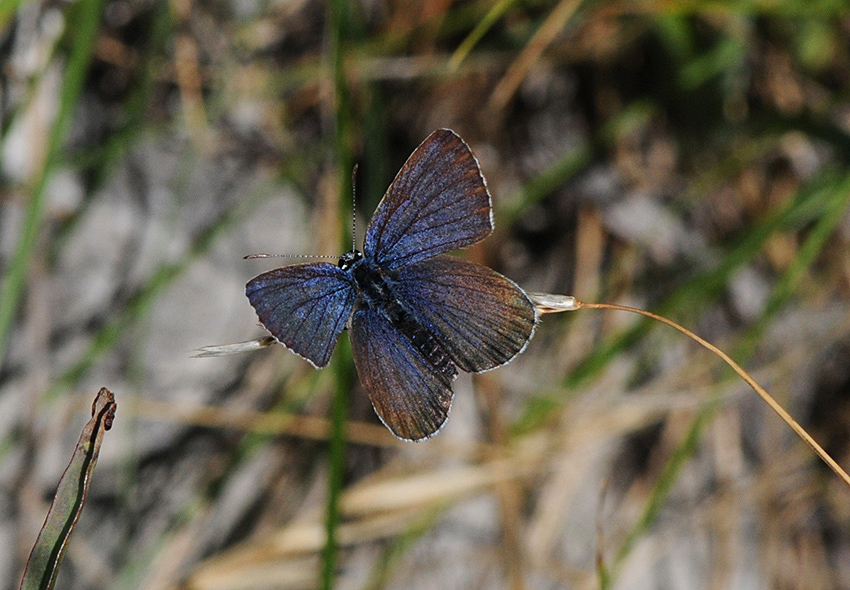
364, 506, 447, 590
501, 141, 593, 225
448, 0, 520, 71
323, 0, 356, 588
46, 177, 267, 400
609, 398, 718, 580
0, 0, 27, 32
0, 0, 105, 363
20, 388, 117, 590
735, 169, 850, 358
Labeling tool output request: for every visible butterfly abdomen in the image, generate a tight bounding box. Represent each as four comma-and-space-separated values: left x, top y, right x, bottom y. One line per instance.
350, 257, 458, 384
384, 301, 458, 383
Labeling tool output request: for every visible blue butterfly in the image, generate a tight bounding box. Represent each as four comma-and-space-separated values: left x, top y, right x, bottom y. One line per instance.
246, 129, 537, 440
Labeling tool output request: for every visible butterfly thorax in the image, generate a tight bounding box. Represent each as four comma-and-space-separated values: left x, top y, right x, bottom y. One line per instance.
346, 253, 457, 383
338, 249, 362, 270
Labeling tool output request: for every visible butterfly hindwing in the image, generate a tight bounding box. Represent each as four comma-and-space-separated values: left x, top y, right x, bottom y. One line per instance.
349, 308, 455, 441
364, 129, 492, 271
245, 130, 536, 441
246, 263, 355, 367
394, 255, 537, 373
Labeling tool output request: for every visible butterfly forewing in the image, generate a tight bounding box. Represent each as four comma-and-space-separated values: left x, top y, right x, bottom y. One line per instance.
394, 255, 537, 373
246, 263, 355, 367
350, 308, 455, 441
245, 129, 536, 441
364, 129, 492, 271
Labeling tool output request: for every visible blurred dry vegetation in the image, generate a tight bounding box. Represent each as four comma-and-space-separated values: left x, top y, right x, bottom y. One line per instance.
2, 0, 850, 589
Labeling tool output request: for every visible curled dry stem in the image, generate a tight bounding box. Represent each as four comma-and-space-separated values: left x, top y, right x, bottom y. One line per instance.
528, 293, 850, 489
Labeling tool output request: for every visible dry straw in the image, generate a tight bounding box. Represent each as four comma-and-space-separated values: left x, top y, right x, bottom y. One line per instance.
528, 292, 850, 488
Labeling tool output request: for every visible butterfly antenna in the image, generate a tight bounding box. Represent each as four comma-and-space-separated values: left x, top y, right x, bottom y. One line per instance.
246, 166, 361, 262
351, 163, 358, 251
243, 253, 337, 260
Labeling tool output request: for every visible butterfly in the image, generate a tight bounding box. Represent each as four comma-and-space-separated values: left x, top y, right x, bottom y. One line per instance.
246, 129, 537, 441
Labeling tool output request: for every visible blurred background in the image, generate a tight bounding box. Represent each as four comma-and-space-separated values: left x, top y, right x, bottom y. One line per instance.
2, 1, 850, 588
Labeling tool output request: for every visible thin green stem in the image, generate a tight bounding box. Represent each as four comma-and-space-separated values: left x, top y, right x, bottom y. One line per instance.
322, 0, 355, 588
0, 0, 105, 364
448, 0, 520, 71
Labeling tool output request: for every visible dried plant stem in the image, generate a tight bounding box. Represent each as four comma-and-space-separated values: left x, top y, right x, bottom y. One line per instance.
575, 299, 850, 489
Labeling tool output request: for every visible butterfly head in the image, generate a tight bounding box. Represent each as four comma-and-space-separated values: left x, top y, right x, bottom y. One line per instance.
338, 249, 363, 270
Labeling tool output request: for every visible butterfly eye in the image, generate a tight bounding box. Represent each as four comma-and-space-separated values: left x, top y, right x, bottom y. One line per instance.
338, 250, 363, 270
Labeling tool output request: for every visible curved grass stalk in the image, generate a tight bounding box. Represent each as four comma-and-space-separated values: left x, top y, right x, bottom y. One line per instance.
530, 293, 850, 488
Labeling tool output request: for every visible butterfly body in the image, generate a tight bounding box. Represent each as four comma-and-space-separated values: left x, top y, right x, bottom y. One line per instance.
247, 129, 536, 441
343, 250, 459, 385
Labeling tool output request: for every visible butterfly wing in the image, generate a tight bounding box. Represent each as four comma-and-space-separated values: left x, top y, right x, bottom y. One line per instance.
349, 308, 456, 441
364, 129, 492, 271
394, 255, 536, 373
246, 263, 355, 368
